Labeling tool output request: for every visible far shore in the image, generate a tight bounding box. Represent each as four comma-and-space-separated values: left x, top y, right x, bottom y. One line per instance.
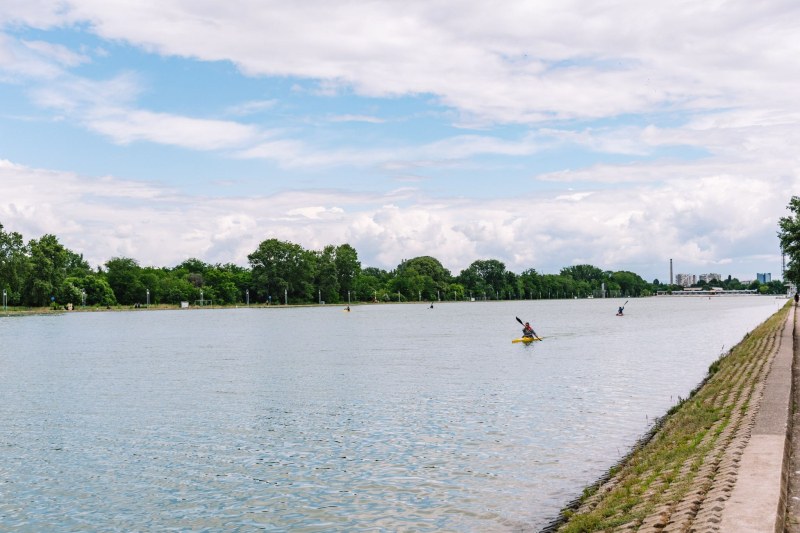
1, 293, 780, 318
0, 300, 445, 316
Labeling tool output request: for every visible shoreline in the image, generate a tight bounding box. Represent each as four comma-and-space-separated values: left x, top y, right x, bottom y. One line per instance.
548, 301, 793, 531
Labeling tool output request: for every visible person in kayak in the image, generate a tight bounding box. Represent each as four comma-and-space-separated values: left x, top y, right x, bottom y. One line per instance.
617, 306, 624, 316
522, 322, 535, 338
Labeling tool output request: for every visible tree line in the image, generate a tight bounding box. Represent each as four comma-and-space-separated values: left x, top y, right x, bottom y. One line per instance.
0, 222, 787, 308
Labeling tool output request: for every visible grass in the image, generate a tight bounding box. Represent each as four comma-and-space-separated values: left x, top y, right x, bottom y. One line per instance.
552, 302, 790, 532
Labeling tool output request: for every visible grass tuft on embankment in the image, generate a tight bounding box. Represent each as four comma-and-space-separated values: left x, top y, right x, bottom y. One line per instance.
551, 302, 791, 532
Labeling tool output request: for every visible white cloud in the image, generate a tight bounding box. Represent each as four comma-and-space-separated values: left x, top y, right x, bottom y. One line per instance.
225, 99, 278, 116
1, 1, 799, 284
0, 158, 793, 281
328, 114, 385, 124
87, 108, 262, 149
2, 1, 799, 126
22, 40, 90, 67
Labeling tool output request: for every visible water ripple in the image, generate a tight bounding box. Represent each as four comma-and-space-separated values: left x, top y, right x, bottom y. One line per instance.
0, 298, 782, 530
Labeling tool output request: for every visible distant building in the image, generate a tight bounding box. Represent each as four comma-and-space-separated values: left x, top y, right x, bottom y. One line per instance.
757, 273, 771, 284
675, 273, 696, 287
699, 273, 721, 283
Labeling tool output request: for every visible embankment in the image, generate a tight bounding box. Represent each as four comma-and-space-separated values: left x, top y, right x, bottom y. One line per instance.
546, 301, 793, 532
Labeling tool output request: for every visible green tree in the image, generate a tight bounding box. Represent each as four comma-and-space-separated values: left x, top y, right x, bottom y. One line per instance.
779, 196, 800, 285
611, 270, 649, 297
394, 256, 452, 300
334, 244, 360, 302
57, 279, 83, 306
540, 273, 576, 299
0, 223, 30, 305
519, 268, 541, 299
315, 245, 340, 303
205, 264, 249, 305
446, 282, 465, 301
158, 274, 197, 304
354, 267, 388, 301
457, 259, 507, 299
65, 250, 93, 278
248, 238, 315, 303
104, 257, 144, 305
766, 280, 787, 294
73, 274, 117, 306
503, 271, 520, 299
560, 264, 606, 284
25, 234, 69, 306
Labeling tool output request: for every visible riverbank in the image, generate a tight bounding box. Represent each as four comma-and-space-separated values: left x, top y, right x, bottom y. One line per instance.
549, 300, 794, 531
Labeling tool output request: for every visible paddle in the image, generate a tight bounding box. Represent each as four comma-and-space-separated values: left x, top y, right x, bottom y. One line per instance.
515, 316, 540, 339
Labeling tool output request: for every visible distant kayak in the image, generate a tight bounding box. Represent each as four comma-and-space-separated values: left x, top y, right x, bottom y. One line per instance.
512, 337, 542, 343
616, 313, 623, 316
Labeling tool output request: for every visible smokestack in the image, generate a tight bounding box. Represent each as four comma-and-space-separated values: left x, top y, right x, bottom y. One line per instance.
670, 259, 673, 285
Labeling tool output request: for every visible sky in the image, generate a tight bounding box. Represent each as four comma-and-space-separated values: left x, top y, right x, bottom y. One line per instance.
1, 1, 798, 283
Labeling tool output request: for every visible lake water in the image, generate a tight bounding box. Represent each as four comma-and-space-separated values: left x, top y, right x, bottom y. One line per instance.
0, 296, 785, 531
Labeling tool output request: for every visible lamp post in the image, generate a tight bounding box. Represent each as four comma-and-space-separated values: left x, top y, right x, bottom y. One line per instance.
319, 289, 321, 304
2, 289, 6, 311
81, 289, 86, 308
348, 291, 351, 305
284, 289, 287, 305
146, 289, 150, 308
246, 289, 249, 306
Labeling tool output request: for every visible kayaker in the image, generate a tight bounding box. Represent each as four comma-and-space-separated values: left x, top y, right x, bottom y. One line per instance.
522, 322, 535, 338
617, 306, 624, 315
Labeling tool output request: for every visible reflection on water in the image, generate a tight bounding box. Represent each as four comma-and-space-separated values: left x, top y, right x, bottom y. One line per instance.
0, 297, 783, 530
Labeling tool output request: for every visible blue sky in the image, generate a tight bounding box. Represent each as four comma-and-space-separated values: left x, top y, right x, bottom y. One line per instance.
2, 1, 798, 282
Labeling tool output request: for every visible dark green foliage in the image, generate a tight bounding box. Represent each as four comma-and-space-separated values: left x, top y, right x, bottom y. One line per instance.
25, 234, 69, 306
248, 238, 316, 304
0, 223, 29, 305
104, 257, 145, 305
779, 196, 800, 285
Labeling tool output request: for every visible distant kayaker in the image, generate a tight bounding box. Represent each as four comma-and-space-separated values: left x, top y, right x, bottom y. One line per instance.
522, 322, 535, 338
617, 306, 624, 316
345, 305, 350, 312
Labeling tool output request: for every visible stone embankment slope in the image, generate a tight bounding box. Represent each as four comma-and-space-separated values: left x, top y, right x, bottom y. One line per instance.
551, 302, 794, 532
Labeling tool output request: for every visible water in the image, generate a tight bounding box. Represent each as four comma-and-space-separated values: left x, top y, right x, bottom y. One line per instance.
0, 296, 784, 531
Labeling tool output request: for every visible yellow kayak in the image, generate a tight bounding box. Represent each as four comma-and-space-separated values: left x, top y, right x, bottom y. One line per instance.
512, 336, 542, 343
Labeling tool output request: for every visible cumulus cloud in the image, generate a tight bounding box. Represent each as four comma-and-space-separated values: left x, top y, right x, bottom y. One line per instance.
1, 1, 799, 282
0, 158, 792, 281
